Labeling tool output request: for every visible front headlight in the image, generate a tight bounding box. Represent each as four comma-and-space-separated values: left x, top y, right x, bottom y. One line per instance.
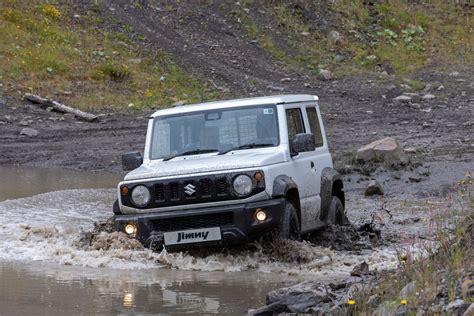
233, 174, 253, 196
131, 185, 151, 207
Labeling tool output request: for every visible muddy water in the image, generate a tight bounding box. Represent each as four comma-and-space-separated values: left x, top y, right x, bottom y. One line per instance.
0, 167, 306, 315
0, 166, 447, 315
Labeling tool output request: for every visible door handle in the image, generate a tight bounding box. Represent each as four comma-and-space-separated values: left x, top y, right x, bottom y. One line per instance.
310, 161, 315, 168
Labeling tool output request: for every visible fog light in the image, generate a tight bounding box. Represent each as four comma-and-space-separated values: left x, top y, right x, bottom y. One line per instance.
124, 223, 137, 235
255, 209, 267, 222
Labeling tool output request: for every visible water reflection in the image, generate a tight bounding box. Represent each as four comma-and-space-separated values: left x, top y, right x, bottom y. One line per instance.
0, 262, 302, 315
0, 165, 121, 201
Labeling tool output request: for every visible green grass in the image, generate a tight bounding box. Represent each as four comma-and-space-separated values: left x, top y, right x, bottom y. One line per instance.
234, 1, 472, 77
0, 1, 218, 111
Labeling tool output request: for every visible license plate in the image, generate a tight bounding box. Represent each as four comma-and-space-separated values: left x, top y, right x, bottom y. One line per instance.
164, 227, 221, 246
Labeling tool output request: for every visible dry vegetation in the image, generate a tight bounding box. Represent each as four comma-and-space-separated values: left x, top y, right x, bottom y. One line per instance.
0, 1, 218, 111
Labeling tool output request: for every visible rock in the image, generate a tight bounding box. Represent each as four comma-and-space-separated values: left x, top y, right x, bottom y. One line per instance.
350, 261, 370, 276
300, 31, 310, 36
461, 279, 474, 299
335, 54, 345, 62
399, 281, 415, 298
393, 95, 412, 104
356, 137, 406, 162
280, 77, 291, 83
449, 71, 460, 76
266, 85, 284, 92
303, 83, 311, 88
437, 84, 445, 91
403, 92, 422, 103
404, 147, 417, 154
408, 175, 421, 183
328, 30, 343, 43
4, 115, 14, 122
395, 304, 408, 316
172, 100, 186, 106
464, 303, 474, 316
19, 120, 29, 126
318, 69, 332, 81
251, 281, 329, 315
128, 58, 142, 64
365, 180, 384, 196
366, 54, 377, 61
422, 94, 436, 100
0, 99, 5, 106
20, 127, 39, 137
446, 299, 468, 314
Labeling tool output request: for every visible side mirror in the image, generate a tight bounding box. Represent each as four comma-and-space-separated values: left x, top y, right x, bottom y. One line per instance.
291, 133, 316, 156
122, 151, 143, 171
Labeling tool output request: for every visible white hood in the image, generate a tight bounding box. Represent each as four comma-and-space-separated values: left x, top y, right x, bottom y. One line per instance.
124, 148, 286, 181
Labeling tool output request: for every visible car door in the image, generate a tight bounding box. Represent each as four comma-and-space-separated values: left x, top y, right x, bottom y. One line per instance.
303, 105, 333, 228
283, 106, 320, 233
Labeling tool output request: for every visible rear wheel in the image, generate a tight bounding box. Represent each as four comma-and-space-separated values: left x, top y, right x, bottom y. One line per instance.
278, 201, 301, 241
327, 196, 348, 225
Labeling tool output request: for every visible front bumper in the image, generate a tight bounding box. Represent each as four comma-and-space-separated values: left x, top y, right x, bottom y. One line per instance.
114, 198, 285, 249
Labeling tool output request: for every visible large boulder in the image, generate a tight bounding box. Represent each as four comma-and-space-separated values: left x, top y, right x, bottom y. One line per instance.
249, 281, 330, 315
356, 137, 406, 163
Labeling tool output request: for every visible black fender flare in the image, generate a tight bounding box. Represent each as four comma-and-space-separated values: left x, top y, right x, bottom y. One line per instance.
271, 175, 298, 198
320, 167, 344, 221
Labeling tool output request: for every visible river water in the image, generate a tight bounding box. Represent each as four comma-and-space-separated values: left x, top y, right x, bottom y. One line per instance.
1, 165, 442, 315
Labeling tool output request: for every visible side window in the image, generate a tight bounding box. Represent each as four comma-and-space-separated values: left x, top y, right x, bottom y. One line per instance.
286, 108, 304, 141
306, 107, 324, 147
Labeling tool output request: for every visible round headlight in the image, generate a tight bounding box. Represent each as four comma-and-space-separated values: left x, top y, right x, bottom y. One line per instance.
233, 174, 253, 196
131, 185, 151, 207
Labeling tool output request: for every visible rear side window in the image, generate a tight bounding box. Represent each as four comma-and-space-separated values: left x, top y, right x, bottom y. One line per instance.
286, 108, 305, 141
306, 107, 323, 147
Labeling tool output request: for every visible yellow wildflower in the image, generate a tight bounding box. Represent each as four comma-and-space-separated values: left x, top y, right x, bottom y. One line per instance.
347, 299, 356, 305
400, 299, 408, 305
43, 5, 61, 19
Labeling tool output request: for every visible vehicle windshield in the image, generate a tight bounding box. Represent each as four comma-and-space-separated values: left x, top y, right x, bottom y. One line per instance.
150, 105, 279, 160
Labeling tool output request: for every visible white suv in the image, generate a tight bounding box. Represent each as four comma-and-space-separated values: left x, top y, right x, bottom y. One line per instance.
114, 95, 346, 248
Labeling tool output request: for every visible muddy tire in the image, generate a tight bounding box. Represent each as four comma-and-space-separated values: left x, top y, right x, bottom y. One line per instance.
327, 196, 348, 225
278, 201, 301, 241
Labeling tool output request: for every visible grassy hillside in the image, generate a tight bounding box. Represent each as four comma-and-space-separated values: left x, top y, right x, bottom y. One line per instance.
0, 1, 217, 111
0, 1, 472, 111
234, 0, 473, 76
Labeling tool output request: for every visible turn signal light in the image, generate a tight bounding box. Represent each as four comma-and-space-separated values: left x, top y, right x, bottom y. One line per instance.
121, 186, 129, 195
254, 171, 263, 182
255, 209, 267, 222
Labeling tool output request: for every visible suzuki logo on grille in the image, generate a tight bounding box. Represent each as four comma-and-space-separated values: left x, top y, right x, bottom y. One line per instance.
184, 184, 196, 196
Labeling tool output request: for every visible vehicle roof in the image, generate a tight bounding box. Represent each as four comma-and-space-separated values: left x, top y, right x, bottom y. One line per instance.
150, 94, 319, 117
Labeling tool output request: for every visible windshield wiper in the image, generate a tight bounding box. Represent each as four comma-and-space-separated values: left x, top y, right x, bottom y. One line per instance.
218, 143, 274, 155
162, 149, 218, 161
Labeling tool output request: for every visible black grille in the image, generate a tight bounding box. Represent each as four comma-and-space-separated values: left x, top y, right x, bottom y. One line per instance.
121, 171, 265, 209
169, 182, 179, 200
200, 179, 212, 197
215, 177, 228, 195
151, 213, 233, 232
155, 184, 165, 202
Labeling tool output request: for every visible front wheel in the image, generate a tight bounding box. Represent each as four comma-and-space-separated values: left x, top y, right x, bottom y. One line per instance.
113, 199, 121, 215
327, 196, 348, 225
278, 201, 301, 241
